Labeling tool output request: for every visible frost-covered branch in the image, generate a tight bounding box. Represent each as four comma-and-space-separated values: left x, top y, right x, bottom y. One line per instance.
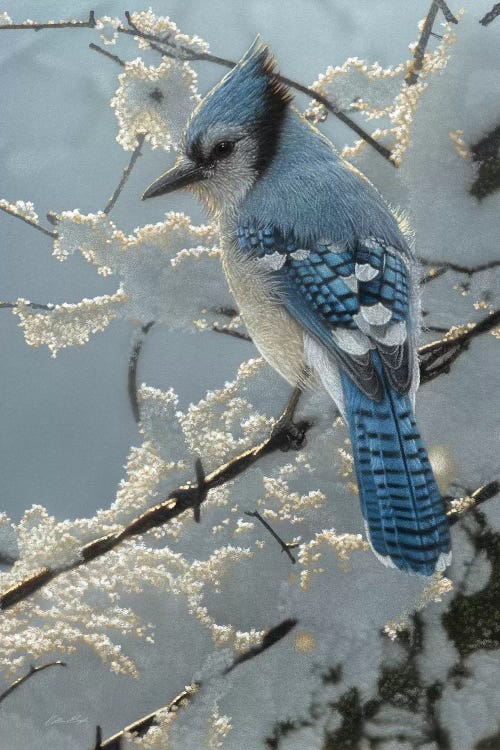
418, 308, 500, 384
94, 619, 297, 748
0, 661, 66, 705
445, 481, 499, 525
0, 201, 56, 238
0, 10, 96, 31
405, 0, 458, 85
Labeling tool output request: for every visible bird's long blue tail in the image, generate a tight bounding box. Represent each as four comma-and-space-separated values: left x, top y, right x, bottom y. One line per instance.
341, 356, 451, 575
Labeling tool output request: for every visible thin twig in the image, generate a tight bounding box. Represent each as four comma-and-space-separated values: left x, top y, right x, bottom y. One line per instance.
128, 321, 155, 423
0, 301, 55, 311
211, 325, 251, 342
0, 204, 56, 238
89, 42, 125, 68
0, 661, 66, 705
479, 3, 500, 25
95, 618, 296, 748
0, 11, 96, 31
244, 510, 299, 564
103, 133, 146, 215
405, 0, 457, 86
419, 257, 500, 280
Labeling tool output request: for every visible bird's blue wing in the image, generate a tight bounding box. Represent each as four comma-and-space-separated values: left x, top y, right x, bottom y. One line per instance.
236, 224, 413, 399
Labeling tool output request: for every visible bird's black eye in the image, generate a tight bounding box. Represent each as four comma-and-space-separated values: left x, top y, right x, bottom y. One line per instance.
211, 141, 235, 160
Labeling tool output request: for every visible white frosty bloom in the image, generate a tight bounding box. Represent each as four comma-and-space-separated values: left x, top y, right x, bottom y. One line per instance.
127, 9, 209, 55
95, 15, 120, 45
0, 198, 39, 223
111, 57, 200, 151
13, 289, 128, 357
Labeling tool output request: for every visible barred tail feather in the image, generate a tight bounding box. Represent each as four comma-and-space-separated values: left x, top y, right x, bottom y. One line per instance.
340, 357, 451, 576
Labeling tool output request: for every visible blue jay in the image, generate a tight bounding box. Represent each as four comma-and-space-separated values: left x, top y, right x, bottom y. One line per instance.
143, 40, 451, 575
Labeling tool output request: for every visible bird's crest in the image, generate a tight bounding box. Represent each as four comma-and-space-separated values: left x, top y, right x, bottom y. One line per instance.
186, 37, 292, 139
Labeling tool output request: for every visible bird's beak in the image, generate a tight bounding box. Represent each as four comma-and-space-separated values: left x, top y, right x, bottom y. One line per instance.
142, 159, 205, 200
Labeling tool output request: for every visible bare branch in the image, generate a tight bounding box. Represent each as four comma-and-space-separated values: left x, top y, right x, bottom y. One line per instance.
128, 321, 155, 423
0, 301, 55, 311
480, 3, 500, 26
0, 11, 96, 31
211, 324, 252, 342
223, 618, 298, 674
103, 133, 146, 215
89, 42, 125, 68
419, 257, 500, 284
0, 661, 66, 705
244, 510, 299, 564
0, 203, 56, 238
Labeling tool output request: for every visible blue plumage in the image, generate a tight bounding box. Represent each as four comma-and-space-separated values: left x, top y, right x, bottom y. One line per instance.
143, 38, 452, 575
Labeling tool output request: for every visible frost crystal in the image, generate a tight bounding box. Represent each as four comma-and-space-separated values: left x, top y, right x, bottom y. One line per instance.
128, 9, 209, 55
111, 57, 200, 151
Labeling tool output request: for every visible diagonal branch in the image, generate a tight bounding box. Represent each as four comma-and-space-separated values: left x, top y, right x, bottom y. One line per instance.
88, 42, 125, 68
104, 133, 146, 215
93, 618, 297, 749
244, 510, 299, 564
0, 661, 66, 705
419, 257, 500, 284
405, 0, 458, 86
480, 3, 500, 26
419, 309, 500, 384
0, 203, 56, 238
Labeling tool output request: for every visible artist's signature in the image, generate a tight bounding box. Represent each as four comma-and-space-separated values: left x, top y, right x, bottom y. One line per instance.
45, 714, 89, 726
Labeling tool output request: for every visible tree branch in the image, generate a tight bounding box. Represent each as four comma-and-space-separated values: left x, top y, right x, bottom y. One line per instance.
405, 0, 458, 86
480, 3, 500, 26
92, 618, 297, 748
0, 387, 308, 610
0, 203, 56, 238
88, 42, 125, 68
0, 661, 66, 705
419, 309, 500, 385
103, 133, 146, 215
0, 11, 96, 31
128, 322, 155, 423
244, 510, 299, 564
419, 258, 500, 285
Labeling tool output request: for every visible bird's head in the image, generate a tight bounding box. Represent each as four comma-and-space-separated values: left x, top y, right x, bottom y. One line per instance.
142, 38, 292, 215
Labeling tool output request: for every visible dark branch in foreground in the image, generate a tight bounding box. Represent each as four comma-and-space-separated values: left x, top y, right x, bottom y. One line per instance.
92, 619, 297, 749
128, 321, 155, 423
405, 0, 458, 86
480, 3, 500, 25
1, 312, 498, 611
89, 42, 126, 68
0, 661, 66, 705
245, 510, 300, 564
